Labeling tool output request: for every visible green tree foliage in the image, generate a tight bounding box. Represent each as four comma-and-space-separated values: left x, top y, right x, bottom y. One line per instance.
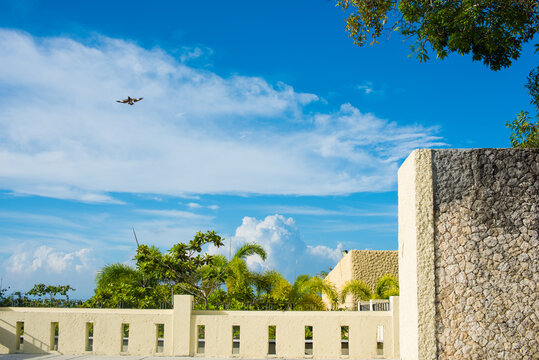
26, 284, 75, 306
340, 279, 372, 302
198, 245, 276, 310
85, 234, 271, 310
134, 230, 226, 308
95, 263, 143, 289
374, 274, 399, 299
507, 111, 539, 148
0, 286, 10, 306
0, 284, 78, 307
527, 63, 539, 107
270, 274, 332, 310
252, 269, 286, 298
225, 243, 267, 292
83, 262, 172, 309
336, 0, 539, 69
339, 274, 399, 304
507, 66, 539, 148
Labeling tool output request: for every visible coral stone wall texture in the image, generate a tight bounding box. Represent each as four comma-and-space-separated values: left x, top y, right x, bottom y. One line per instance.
432, 149, 538, 359
349, 250, 399, 292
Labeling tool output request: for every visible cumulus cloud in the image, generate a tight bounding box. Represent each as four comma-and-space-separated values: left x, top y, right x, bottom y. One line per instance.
5, 245, 93, 274
228, 214, 343, 280
0, 244, 101, 298
0, 29, 445, 202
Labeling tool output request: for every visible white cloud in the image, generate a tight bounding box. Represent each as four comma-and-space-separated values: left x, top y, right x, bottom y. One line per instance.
227, 214, 344, 281
10, 185, 124, 204
4, 245, 93, 274
179, 46, 214, 63
357, 81, 375, 94
306, 244, 344, 263
0, 29, 445, 201
186, 202, 219, 210
0, 244, 101, 298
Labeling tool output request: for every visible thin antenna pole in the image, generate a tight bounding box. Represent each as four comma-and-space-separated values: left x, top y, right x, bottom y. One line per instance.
132, 226, 140, 247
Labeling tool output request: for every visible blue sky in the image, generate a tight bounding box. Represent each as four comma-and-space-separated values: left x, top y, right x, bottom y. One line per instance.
0, 0, 536, 298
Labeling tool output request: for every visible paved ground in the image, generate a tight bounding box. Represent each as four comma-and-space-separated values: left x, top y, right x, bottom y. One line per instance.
0, 355, 397, 360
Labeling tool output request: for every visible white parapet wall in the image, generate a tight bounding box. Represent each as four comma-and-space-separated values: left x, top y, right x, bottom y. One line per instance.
0, 307, 174, 356
0, 295, 400, 359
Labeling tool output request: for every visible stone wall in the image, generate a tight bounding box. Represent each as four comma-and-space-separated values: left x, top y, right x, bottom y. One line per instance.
399, 149, 538, 360
349, 250, 399, 292
432, 149, 538, 359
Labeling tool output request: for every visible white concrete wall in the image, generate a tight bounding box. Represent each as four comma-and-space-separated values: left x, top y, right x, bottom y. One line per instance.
398, 150, 420, 360
0, 295, 399, 359
323, 251, 354, 308
0, 307, 173, 356
398, 149, 437, 360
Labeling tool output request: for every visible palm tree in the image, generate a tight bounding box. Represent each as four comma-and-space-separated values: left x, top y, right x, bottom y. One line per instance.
190, 242, 267, 309
307, 276, 339, 310
95, 263, 143, 289
225, 242, 267, 294
340, 279, 372, 306
339, 274, 399, 309
252, 270, 283, 298
271, 274, 334, 310
88, 262, 170, 309
373, 274, 399, 299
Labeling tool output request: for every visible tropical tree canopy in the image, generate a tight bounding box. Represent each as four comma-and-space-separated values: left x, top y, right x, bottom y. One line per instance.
95, 263, 144, 289
336, 0, 539, 70
374, 274, 399, 299
134, 230, 226, 307
84, 262, 172, 309
26, 283, 75, 301
270, 274, 335, 310
225, 242, 267, 295
507, 66, 539, 148
340, 279, 372, 303
339, 274, 399, 306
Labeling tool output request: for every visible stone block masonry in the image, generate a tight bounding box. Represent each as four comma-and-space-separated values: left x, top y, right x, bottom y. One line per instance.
399, 149, 538, 360
349, 250, 399, 293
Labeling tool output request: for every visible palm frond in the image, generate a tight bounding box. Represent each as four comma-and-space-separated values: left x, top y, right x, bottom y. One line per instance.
233, 242, 267, 261
341, 279, 372, 302
374, 274, 399, 299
